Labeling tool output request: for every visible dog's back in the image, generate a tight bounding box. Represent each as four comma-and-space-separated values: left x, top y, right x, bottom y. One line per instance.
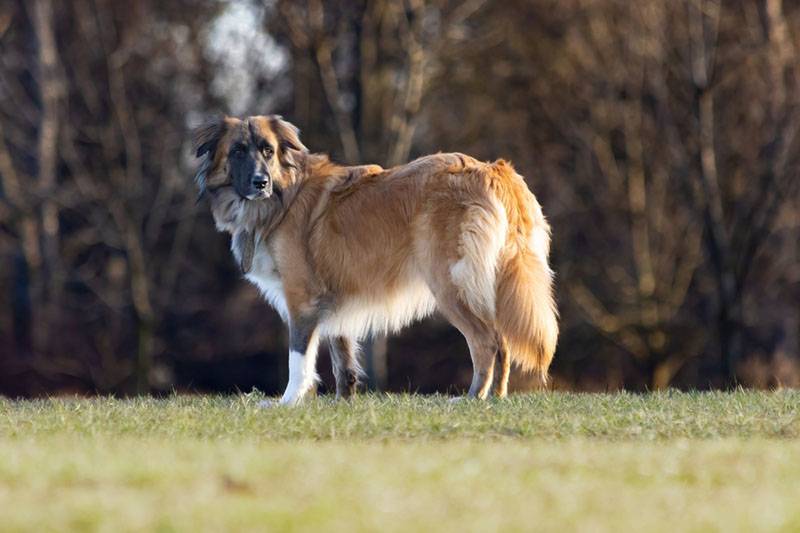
291, 153, 558, 392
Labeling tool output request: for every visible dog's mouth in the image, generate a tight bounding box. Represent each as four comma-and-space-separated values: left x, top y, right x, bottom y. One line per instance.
204, 183, 280, 203
245, 183, 283, 202
245, 187, 272, 201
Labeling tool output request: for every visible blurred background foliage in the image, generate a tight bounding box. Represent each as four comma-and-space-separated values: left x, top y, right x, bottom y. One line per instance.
0, 0, 798, 396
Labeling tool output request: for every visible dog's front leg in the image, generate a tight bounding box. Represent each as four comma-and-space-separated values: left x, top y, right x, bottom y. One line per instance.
280, 314, 320, 406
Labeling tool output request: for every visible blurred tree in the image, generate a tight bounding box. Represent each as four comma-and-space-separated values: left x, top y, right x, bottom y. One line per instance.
686, 0, 800, 384
0, 0, 797, 395
0, 0, 226, 392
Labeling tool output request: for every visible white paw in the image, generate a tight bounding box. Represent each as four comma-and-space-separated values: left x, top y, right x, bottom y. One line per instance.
258, 399, 279, 409
278, 395, 303, 407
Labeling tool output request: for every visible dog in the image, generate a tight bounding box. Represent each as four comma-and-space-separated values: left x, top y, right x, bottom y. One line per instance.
193, 115, 558, 405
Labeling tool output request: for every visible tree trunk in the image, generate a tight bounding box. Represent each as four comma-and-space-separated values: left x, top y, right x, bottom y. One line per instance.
719, 288, 744, 386
32, 0, 63, 348
135, 318, 154, 394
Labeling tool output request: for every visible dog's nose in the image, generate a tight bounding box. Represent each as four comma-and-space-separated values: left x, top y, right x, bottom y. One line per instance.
252, 176, 268, 190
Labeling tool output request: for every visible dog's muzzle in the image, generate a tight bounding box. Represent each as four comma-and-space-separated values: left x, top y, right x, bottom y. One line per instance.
253, 175, 268, 191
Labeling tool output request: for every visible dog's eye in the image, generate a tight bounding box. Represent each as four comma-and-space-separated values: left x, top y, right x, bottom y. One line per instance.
231, 145, 245, 158
261, 146, 273, 158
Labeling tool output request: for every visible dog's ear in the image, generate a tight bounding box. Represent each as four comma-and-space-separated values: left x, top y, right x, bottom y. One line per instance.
233, 229, 256, 274
270, 115, 308, 160
192, 118, 227, 201
192, 118, 226, 158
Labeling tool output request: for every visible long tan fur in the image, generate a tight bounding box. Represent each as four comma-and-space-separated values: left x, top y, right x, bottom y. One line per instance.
492, 163, 559, 380
193, 115, 558, 403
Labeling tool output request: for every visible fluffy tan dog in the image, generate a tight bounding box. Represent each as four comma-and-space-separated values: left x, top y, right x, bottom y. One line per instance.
193, 115, 557, 405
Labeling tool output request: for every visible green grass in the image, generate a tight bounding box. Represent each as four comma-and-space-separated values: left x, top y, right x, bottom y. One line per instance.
1, 391, 799, 532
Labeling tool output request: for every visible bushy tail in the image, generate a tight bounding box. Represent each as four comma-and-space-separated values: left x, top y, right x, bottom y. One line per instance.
488, 160, 558, 382
495, 246, 558, 382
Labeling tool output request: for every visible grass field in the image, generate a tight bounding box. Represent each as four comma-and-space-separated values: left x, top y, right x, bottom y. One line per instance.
1, 391, 799, 532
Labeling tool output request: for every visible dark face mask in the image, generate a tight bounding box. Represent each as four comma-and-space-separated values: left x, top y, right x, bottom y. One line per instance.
228, 142, 274, 200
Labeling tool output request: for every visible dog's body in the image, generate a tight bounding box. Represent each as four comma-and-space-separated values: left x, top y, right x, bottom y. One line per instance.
194, 115, 558, 405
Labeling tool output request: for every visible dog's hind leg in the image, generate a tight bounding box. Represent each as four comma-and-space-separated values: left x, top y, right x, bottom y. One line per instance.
329, 336, 362, 399
435, 294, 498, 400
493, 335, 511, 398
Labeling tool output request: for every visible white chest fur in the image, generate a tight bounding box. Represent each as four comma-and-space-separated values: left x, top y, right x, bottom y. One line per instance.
236, 239, 289, 323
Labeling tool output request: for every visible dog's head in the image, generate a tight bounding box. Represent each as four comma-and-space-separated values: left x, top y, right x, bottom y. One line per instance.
192, 115, 308, 202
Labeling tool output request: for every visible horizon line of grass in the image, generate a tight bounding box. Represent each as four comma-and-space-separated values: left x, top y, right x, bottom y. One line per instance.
1, 390, 797, 441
